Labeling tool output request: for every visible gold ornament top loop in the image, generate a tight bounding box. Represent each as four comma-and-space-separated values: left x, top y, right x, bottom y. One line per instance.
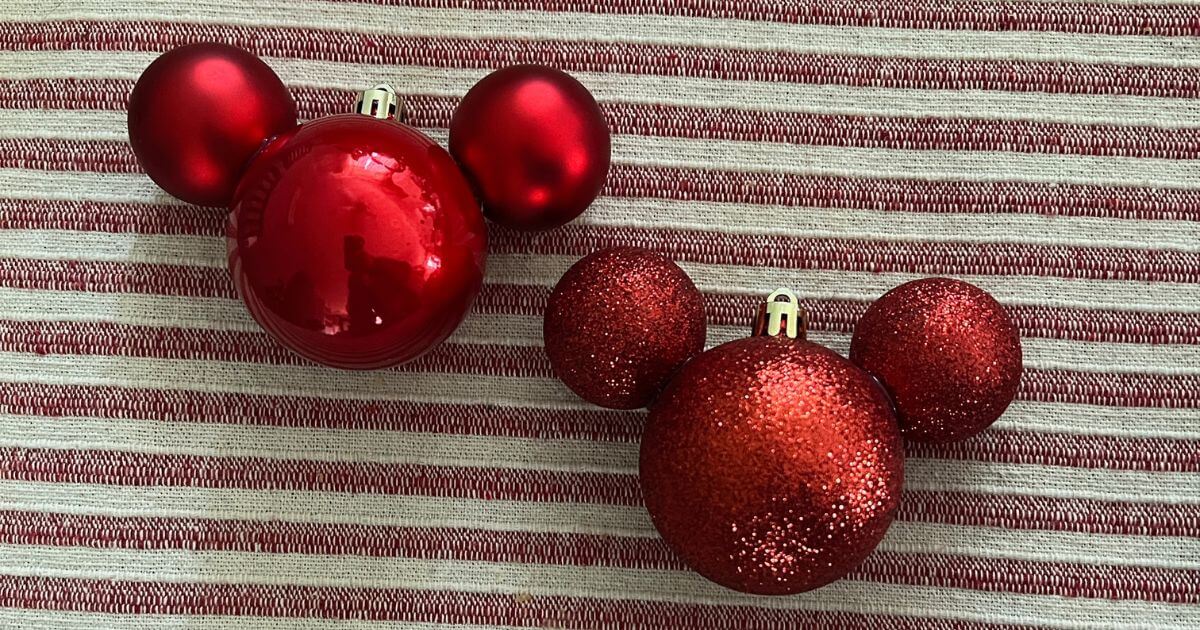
752, 288, 808, 339
355, 84, 405, 121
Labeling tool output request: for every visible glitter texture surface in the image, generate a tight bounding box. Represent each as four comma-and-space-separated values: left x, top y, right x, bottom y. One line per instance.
544, 247, 706, 409
640, 334, 904, 595
850, 277, 1024, 444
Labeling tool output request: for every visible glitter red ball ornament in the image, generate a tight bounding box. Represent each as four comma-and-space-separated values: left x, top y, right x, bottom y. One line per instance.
128, 43, 297, 207
641, 290, 904, 595
449, 65, 611, 231
850, 278, 1023, 444
544, 247, 706, 409
228, 86, 487, 370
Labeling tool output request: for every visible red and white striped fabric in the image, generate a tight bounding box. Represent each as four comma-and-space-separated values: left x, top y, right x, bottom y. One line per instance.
0, 1, 1198, 628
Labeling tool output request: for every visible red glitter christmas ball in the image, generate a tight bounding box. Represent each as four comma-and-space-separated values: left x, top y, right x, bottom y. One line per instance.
128, 43, 297, 207
450, 65, 611, 231
544, 247, 706, 409
640, 291, 904, 595
850, 278, 1023, 444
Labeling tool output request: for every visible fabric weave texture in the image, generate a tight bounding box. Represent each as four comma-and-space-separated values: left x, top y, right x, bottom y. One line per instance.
0, 1, 1198, 628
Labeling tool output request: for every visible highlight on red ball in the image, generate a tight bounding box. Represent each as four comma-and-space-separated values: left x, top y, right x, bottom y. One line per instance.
449, 65, 612, 231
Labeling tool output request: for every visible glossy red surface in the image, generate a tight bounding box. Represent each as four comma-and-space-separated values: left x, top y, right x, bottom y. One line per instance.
128, 43, 297, 207
641, 333, 904, 595
449, 65, 611, 231
850, 277, 1023, 444
228, 114, 487, 370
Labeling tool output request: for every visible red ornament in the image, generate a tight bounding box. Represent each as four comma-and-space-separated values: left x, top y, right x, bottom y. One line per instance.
544, 247, 705, 409
128, 43, 297, 207
850, 278, 1023, 444
449, 65, 611, 231
228, 86, 487, 370
641, 290, 903, 595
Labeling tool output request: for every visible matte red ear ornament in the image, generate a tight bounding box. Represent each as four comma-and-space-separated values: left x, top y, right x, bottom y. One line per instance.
128, 42, 297, 207
450, 65, 611, 231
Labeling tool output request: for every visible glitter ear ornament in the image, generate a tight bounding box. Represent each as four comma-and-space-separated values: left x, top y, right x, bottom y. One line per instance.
543, 247, 706, 409
851, 278, 1023, 444
639, 290, 905, 595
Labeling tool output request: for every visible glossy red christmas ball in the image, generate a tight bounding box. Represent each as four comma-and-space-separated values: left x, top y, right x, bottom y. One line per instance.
850, 278, 1023, 444
128, 43, 297, 207
544, 247, 705, 409
641, 292, 903, 595
449, 65, 611, 231
228, 109, 487, 370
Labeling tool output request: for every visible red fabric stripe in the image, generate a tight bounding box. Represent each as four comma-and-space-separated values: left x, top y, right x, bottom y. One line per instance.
2, 133, 1198, 226
13, 381, 1195, 478
0, 199, 221, 235
0, 381, 644, 442
0, 448, 643, 505
903, 491, 1200, 538
0, 575, 1047, 630
0, 318, 1195, 408
332, 0, 1200, 36
0, 259, 236, 299
607, 164, 1200, 222
0, 513, 1194, 602
910, 431, 1200, 473
3, 212, 1197, 283
3, 258, 1198, 346
496, 226, 1200, 283
5, 21, 1199, 99
7, 93, 1200, 162
2, 417, 1197, 501
4, 369, 1199, 470
0, 319, 547, 375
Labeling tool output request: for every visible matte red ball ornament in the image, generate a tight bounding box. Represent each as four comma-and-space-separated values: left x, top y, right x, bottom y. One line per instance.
641, 290, 904, 595
850, 278, 1023, 444
228, 85, 487, 370
544, 247, 705, 409
450, 65, 611, 231
128, 43, 297, 207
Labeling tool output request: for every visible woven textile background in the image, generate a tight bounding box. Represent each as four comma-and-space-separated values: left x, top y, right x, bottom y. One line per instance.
0, 1, 1198, 628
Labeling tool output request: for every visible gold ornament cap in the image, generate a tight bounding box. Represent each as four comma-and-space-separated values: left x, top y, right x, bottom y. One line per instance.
355, 84, 405, 121
752, 288, 808, 339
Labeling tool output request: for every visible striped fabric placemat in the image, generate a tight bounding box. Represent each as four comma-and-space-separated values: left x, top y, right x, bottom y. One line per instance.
0, 1, 1198, 628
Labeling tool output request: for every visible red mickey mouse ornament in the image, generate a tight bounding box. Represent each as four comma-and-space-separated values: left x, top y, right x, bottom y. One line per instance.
130, 45, 613, 369
545, 251, 1024, 595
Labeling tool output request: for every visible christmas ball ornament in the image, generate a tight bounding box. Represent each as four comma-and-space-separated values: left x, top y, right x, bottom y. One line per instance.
228, 85, 487, 369
128, 43, 297, 207
641, 290, 903, 595
850, 278, 1023, 444
544, 247, 705, 409
449, 65, 611, 231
